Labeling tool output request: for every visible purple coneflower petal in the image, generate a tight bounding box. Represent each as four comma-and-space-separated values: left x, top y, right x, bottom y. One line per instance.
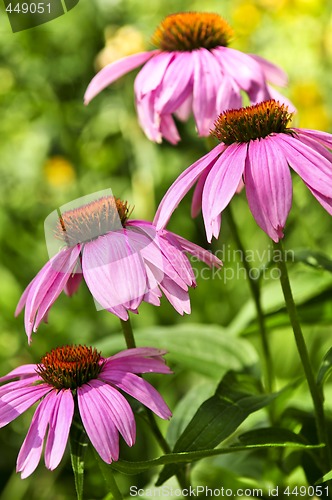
0, 364, 38, 383
84, 51, 158, 104
78, 384, 119, 462
170, 233, 222, 268
155, 52, 194, 115
64, 272, 83, 296
136, 91, 161, 143
245, 137, 292, 242
175, 93, 193, 121
296, 134, 332, 163
0, 376, 41, 398
88, 379, 135, 447
160, 114, 181, 144
266, 85, 296, 112
193, 49, 222, 136
249, 54, 288, 87
82, 231, 147, 312
45, 390, 74, 471
22, 246, 80, 339
214, 47, 270, 103
0, 384, 51, 427
159, 277, 191, 315
216, 74, 242, 114
295, 128, 332, 149
191, 163, 213, 217
202, 143, 247, 242
101, 370, 171, 420
305, 188, 332, 215
16, 391, 57, 478
154, 143, 225, 230
110, 347, 167, 360
134, 51, 174, 98
278, 134, 332, 198
104, 355, 171, 375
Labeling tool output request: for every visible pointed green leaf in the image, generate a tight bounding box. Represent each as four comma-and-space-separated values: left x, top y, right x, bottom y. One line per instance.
69, 418, 89, 500
293, 249, 332, 273
317, 347, 332, 387
157, 371, 279, 485
110, 443, 323, 475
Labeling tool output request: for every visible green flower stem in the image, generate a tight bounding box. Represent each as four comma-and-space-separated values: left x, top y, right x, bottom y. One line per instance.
273, 240, 331, 470
120, 317, 137, 348
69, 414, 89, 500
93, 450, 123, 500
227, 205, 274, 393
120, 316, 190, 490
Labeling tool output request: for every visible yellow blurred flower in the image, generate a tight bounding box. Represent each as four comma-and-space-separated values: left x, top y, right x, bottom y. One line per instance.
290, 82, 330, 130
96, 25, 146, 70
232, 3, 261, 36
44, 156, 76, 187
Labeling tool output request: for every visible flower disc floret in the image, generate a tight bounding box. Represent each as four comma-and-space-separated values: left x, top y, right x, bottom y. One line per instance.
211, 100, 294, 144
55, 196, 131, 247
152, 12, 234, 51
37, 345, 104, 390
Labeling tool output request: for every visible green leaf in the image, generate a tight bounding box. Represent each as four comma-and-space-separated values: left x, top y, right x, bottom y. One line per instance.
69, 418, 89, 500
293, 249, 332, 273
109, 443, 323, 475
238, 427, 308, 446
228, 267, 332, 336
96, 324, 258, 379
317, 347, 332, 387
316, 469, 332, 484
157, 371, 279, 485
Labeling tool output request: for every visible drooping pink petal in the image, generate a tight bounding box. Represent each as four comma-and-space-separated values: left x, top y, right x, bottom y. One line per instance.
110, 347, 167, 360
0, 384, 51, 427
0, 364, 38, 383
155, 52, 194, 115
88, 379, 135, 446
82, 231, 148, 312
106, 304, 129, 321
64, 272, 83, 296
296, 133, 332, 163
0, 376, 41, 398
159, 277, 191, 315
154, 143, 225, 230
78, 384, 119, 463
136, 91, 161, 143
84, 51, 158, 104
266, 85, 296, 113
277, 134, 332, 197
134, 51, 174, 98
16, 391, 57, 478
193, 48, 223, 135
305, 188, 332, 215
170, 233, 222, 268
249, 54, 288, 87
244, 137, 292, 242
202, 143, 247, 242
294, 128, 332, 149
191, 163, 214, 217
101, 370, 172, 420
103, 355, 171, 375
214, 47, 270, 103
44, 390, 74, 471
216, 74, 242, 114
160, 114, 181, 144
175, 93, 193, 121
21, 246, 80, 339
15, 280, 35, 317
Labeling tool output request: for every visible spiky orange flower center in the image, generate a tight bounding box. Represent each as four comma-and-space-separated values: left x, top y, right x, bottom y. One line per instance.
54, 196, 131, 247
37, 345, 104, 390
152, 12, 233, 51
211, 100, 294, 144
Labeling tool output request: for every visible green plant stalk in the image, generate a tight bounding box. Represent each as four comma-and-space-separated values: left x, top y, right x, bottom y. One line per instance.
93, 450, 123, 500
273, 240, 332, 471
227, 205, 274, 393
120, 316, 190, 489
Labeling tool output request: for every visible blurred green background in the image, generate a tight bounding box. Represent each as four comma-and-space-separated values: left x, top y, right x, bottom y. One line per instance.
0, 0, 332, 498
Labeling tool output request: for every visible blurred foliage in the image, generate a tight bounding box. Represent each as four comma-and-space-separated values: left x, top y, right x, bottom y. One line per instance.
0, 0, 331, 498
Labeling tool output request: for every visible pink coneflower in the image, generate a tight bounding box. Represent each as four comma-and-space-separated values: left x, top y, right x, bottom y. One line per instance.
16, 195, 221, 341
84, 12, 292, 144
154, 100, 332, 242
0, 345, 171, 478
